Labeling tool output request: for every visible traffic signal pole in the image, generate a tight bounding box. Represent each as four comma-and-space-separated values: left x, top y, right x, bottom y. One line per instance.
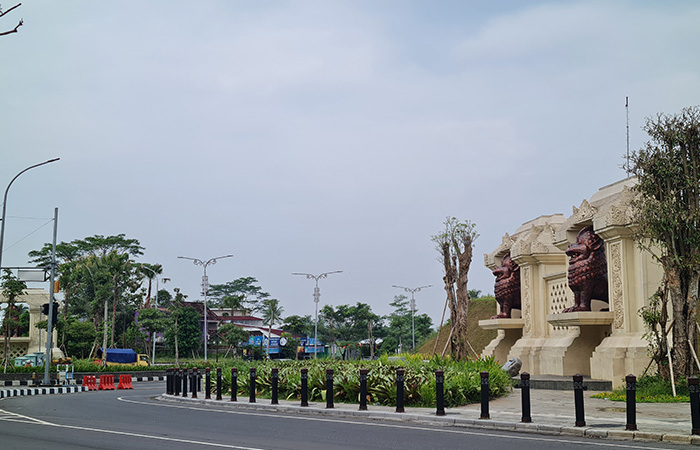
43, 208, 58, 386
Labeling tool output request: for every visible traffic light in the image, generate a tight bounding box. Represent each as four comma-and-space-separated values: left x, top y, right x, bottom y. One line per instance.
41, 303, 49, 316
51, 302, 59, 325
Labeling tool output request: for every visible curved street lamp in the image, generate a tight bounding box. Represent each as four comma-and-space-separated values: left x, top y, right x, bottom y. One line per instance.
0, 158, 60, 271
292, 271, 342, 359
178, 255, 233, 361
392, 284, 432, 349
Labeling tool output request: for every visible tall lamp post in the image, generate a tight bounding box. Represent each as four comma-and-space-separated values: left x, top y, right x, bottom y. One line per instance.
0, 158, 60, 271
392, 284, 432, 350
178, 255, 233, 362
292, 271, 342, 359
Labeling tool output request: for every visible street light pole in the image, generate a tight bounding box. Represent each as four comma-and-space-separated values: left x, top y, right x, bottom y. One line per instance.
0, 158, 60, 271
292, 271, 342, 359
392, 284, 432, 350
178, 255, 233, 362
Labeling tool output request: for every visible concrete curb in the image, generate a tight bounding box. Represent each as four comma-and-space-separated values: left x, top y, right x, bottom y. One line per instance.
1, 376, 164, 387
0, 386, 88, 399
157, 394, 700, 445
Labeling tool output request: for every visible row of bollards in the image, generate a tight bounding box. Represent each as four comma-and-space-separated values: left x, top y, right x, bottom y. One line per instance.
165, 368, 700, 434
165, 366, 450, 415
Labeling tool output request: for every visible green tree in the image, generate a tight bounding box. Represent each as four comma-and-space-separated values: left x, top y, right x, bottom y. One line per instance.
261, 298, 283, 358
629, 105, 700, 378
62, 318, 97, 359
207, 277, 270, 313
1, 269, 27, 370
217, 323, 249, 357
177, 306, 203, 358
29, 234, 146, 357
156, 289, 172, 306
136, 308, 168, 360
136, 263, 163, 308
468, 289, 482, 299
281, 314, 313, 336
431, 217, 478, 360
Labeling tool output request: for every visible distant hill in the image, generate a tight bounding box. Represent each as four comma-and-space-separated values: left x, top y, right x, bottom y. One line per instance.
418, 297, 497, 357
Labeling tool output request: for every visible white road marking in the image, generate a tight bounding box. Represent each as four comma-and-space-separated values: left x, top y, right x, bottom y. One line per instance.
0, 407, 267, 449
116, 396, 678, 450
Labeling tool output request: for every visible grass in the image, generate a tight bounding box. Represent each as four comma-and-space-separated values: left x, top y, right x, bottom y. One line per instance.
591, 375, 690, 403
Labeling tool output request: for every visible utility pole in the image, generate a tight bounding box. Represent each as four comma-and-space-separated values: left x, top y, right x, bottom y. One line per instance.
43, 208, 58, 385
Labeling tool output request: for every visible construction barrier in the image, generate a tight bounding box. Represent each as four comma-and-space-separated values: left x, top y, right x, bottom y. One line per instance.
82, 375, 98, 391
98, 374, 116, 390
117, 374, 133, 390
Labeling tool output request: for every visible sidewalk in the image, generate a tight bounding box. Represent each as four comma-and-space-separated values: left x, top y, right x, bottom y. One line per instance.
158, 388, 700, 446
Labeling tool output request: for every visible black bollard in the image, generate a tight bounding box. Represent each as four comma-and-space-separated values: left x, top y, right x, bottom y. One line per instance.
573, 374, 586, 427
359, 369, 368, 411
690, 377, 700, 435
521, 372, 532, 423
480, 371, 490, 419
216, 367, 222, 401
300, 368, 309, 407
435, 370, 445, 416
231, 367, 238, 402
326, 369, 334, 409
182, 369, 188, 398
271, 368, 279, 405
396, 368, 405, 413
625, 374, 637, 431
191, 368, 198, 399
249, 367, 257, 403
174, 369, 180, 396
166, 368, 172, 395
205, 367, 211, 399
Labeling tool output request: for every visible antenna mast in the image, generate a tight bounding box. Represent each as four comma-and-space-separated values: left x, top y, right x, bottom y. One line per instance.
626, 96, 630, 176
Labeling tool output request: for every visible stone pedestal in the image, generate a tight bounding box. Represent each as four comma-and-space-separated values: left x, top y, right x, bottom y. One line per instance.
483, 178, 664, 388
540, 312, 613, 377
478, 318, 524, 364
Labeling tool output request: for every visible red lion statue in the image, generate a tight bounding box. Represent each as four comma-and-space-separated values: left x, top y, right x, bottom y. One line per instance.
492, 253, 521, 319
562, 226, 609, 312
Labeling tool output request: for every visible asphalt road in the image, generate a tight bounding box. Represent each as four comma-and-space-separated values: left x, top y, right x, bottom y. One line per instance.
0, 383, 692, 450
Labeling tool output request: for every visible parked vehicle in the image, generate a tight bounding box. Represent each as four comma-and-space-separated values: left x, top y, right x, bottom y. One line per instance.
100, 348, 150, 367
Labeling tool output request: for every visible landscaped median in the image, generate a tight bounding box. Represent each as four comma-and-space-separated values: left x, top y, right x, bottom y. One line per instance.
179, 355, 512, 407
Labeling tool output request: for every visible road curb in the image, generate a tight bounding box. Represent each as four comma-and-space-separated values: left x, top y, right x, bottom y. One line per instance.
156, 394, 700, 445
0, 386, 88, 399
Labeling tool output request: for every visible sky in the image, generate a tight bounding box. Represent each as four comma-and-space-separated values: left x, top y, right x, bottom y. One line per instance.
1, 1, 700, 327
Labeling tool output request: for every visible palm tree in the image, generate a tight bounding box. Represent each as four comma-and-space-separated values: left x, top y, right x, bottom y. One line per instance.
222, 294, 244, 321
137, 263, 163, 308
261, 299, 283, 358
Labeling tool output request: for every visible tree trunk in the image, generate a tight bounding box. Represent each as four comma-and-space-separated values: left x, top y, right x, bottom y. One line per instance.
111, 275, 118, 347
668, 268, 700, 377
174, 317, 179, 366
452, 247, 472, 360
145, 279, 152, 309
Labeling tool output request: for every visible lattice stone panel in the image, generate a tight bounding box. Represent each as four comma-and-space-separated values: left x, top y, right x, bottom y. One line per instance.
0, 342, 29, 361
548, 277, 573, 331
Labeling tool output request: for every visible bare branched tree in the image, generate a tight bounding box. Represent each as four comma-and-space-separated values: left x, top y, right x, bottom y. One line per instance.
0, 3, 23, 36
431, 217, 478, 360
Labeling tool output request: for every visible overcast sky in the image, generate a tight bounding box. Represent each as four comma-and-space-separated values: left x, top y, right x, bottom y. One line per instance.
2, 1, 699, 326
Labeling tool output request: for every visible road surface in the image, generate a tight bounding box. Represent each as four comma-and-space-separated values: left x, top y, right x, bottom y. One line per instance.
0, 383, 690, 449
